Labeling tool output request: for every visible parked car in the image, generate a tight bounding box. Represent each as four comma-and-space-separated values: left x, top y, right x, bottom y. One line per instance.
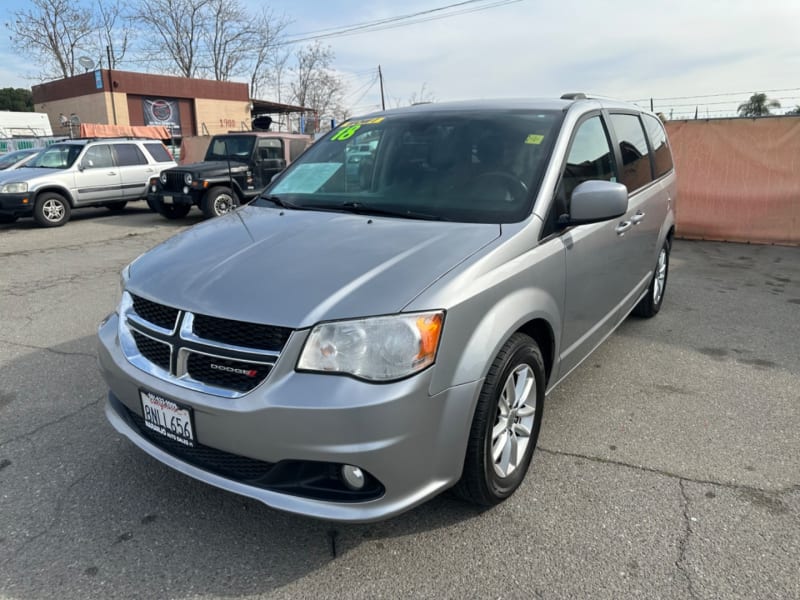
147, 132, 312, 219
0, 148, 41, 171
0, 138, 176, 226
98, 95, 676, 522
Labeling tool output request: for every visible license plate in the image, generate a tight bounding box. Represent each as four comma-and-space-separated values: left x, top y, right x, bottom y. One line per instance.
140, 390, 195, 447
162, 195, 173, 204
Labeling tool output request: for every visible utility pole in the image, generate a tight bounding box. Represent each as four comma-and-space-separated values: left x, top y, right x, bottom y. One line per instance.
378, 65, 385, 111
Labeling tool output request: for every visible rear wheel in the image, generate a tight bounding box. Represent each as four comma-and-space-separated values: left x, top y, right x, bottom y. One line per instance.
153, 200, 191, 220
633, 237, 670, 318
33, 193, 71, 227
106, 201, 128, 212
453, 333, 545, 506
201, 187, 239, 218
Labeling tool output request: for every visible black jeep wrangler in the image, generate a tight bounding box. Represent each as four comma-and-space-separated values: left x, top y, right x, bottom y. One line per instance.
147, 132, 312, 219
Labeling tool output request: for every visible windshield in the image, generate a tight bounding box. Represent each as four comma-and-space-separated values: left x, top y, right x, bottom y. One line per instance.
27, 144, 83, 169
205, 135, 256, 162
262, 109, 561, 223
0, 149, 37, 169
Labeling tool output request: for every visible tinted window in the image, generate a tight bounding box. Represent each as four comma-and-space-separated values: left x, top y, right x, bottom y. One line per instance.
544, 116, 617, 237
144, 143, 173, 163
205, 135, 255, 161
642, 114, 673, 178
114, 144, 147, 166
609, 113, 652, 193
290, 139, 308, 161
82, 145, 114, 169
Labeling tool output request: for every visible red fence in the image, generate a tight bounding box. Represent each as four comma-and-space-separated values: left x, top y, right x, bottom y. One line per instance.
665, 117, 800, 246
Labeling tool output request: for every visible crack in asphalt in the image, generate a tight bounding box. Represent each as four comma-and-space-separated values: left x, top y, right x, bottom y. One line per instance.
0, 339, 96, 360
676, 479, 699, 600
0, 396, 103, 450
0, 471, 91, 567
537, 446, 799, 496
0, 229, 168, 260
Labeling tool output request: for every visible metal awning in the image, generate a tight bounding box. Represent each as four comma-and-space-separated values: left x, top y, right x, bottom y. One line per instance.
250, 99, 308, 115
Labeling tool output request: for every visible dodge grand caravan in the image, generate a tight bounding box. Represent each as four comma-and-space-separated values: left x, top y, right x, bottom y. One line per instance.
97, 95, 677, 522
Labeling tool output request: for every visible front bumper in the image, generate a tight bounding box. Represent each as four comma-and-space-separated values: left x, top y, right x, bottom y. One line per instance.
147, 190, 198, 206
98, 313, 482, 522
0, 193, 33, 217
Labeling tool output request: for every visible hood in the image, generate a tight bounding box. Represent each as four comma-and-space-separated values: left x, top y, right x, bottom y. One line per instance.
175, 161, 249, 176
128, 206, 500, 328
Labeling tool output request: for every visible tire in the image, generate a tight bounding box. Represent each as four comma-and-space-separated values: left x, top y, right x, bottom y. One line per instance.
453, 333, 546, 506
201, 187, 239, 218
105, 201, 128, 212
153, 200, 191, 220
633, 237, 671, 318
0, 215, 18, 224
33, 193, 71, 227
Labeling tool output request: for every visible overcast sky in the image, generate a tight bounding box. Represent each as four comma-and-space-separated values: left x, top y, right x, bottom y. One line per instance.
1, 0, 798, 118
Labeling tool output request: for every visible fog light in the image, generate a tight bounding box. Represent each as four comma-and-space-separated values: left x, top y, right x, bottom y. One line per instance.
341, 465, 365, 490
183, 186, 189, 194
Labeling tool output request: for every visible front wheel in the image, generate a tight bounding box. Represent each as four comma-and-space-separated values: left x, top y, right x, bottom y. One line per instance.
33, 193, 71, 227
201, 187, 239, 218
633, 237, 670, 318
453, 333, 545, 506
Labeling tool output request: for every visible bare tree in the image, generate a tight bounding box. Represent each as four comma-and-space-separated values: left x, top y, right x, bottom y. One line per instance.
205, 0, 252, 81
408, 83, 435, 105
92, 0, 132, 69
136, 0, 210, 78
289, 42, 347, 129
248, 8, 291, 100
7, 0, 94, 80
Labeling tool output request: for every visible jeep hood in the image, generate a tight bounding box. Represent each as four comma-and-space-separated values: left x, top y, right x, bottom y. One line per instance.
127, 206, 500, 328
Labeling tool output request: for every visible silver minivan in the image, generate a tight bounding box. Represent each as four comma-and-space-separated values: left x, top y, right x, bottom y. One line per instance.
98, 96, 676, 521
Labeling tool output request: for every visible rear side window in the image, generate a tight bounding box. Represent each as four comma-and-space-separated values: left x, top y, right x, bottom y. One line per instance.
609, 113, 653, 193
290, 139, 308, 161
143, 143, 173, 163
114, 144, 147, 166
642, 114, 673, 178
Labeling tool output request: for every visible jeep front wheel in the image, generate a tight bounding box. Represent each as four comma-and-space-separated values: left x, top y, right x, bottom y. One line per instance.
34, 193, 71, 227
202, 187, 239, 218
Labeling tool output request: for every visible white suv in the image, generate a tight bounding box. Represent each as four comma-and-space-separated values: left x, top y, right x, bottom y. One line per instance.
0, 138, 176, 226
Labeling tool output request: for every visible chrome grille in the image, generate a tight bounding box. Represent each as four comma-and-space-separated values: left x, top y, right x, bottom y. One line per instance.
131, 294, 179, 331
119, 292, 289, 398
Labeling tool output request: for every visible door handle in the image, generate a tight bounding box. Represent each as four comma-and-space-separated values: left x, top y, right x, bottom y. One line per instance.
615, 221, 633, 236
107, 171, 117, 176
631, 211, 645, 225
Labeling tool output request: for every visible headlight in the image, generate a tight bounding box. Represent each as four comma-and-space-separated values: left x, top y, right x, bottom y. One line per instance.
297, 312, 444, 381
116, 264, 131, 313
160, 173, 167, 184
0, 182, 27, 194
184, 173, 192, 185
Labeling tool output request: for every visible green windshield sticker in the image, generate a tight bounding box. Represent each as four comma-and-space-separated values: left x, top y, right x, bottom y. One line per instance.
331, 124, 362, 141
525, 134, 544, 145
345, 117, 385, 126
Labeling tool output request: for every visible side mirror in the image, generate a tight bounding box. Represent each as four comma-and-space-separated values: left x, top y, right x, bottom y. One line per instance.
563, 180, 628, 225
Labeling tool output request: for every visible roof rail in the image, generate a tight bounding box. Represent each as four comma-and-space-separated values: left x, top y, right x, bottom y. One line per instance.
560, 92, 587, 100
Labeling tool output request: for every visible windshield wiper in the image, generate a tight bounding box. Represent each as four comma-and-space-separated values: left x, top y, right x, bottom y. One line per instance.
260, 194, 302, 209
336, 202, 443, 221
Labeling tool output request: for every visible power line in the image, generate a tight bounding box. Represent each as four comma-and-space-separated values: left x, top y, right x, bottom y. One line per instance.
630, 87, 800, 103
281, 0, 523, 44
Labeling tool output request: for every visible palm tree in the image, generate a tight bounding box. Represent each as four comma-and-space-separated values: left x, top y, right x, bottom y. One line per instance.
737, 92, 781, 117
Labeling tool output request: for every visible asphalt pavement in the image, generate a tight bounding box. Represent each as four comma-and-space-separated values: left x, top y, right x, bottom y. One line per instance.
1, 205, 798, 599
